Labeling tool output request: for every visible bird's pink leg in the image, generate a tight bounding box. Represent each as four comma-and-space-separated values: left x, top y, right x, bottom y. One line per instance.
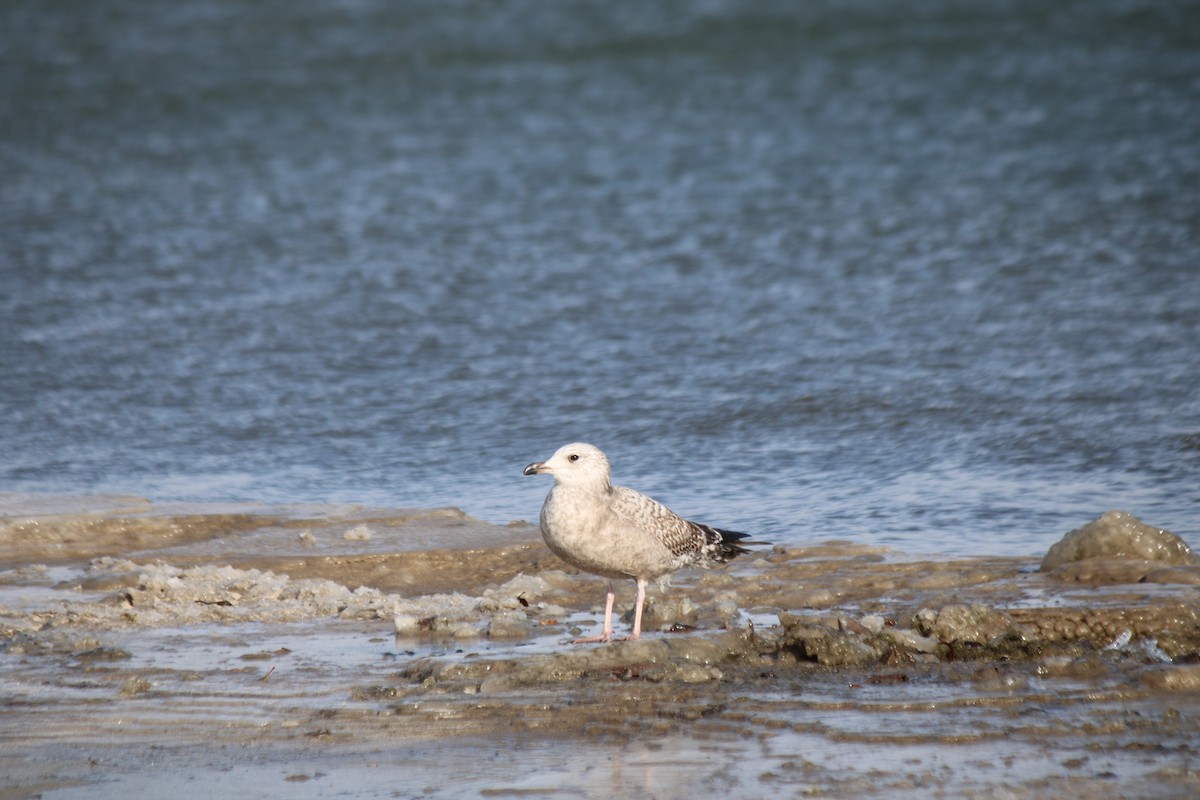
621, 578, 647, 641
573, 582, 615, 644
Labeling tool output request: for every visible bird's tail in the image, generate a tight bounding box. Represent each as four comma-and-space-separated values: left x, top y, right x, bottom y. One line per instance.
695, 524, 767, 563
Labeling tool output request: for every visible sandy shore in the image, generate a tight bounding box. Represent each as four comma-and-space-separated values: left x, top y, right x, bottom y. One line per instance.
2, 496, 1199, 799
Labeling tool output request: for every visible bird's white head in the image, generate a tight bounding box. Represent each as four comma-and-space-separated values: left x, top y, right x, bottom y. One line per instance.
522, 442, 612, 489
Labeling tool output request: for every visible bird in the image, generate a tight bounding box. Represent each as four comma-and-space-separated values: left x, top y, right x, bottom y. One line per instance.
522, 442, 757, 643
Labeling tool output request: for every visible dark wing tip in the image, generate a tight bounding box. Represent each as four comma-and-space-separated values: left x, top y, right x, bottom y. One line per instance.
694, 524, 768, 563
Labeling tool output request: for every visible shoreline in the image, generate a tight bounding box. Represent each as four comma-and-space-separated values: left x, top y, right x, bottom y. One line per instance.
2, 499, 1199, 798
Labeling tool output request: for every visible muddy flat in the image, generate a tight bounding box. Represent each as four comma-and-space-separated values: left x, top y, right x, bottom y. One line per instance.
2, 498, 1198, 799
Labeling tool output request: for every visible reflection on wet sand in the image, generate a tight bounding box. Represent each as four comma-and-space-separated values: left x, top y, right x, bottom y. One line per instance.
1, 497, 1198, 798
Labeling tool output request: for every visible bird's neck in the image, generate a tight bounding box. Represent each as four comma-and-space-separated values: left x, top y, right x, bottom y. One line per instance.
553, 478, 612, 499
549, 479, 614, 510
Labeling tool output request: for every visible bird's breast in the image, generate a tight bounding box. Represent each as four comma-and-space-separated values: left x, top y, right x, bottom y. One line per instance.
538, 486, 680, 581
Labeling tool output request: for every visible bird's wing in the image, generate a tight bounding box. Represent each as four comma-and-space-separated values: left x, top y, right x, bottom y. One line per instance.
609, 485, 707, 558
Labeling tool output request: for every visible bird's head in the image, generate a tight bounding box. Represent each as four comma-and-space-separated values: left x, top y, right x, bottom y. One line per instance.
523, 442, 612, 488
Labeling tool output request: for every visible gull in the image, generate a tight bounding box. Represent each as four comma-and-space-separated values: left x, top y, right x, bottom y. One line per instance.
523, 442, 756, 643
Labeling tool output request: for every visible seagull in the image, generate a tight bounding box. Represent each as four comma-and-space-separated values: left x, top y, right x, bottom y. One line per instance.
523, 442, 757, 643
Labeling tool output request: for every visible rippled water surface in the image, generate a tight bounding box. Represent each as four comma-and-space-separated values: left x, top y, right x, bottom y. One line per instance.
3, 0, 1198, 554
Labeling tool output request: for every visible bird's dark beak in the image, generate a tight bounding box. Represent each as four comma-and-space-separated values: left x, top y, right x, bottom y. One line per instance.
523, 461, 548, 476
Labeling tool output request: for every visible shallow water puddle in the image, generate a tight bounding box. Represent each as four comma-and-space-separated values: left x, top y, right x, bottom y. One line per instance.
118, 621, 393, 676
757, 726, 1185, 796
0, 564, 99, 613
30, 734, 766, 800
88, 615, 610, 698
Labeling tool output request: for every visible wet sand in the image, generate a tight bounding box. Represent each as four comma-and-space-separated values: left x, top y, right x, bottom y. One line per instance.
2, 496, 1198, 799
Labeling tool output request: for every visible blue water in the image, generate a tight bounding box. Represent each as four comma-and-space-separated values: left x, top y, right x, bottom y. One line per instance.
3, 0, 1198, 555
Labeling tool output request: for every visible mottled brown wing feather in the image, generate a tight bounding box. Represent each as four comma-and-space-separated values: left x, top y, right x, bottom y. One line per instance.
609, 485, 706, 558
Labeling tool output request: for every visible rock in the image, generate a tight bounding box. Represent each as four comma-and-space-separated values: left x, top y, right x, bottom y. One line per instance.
74, 646, 132, 662
1041, 510, 1198, 572
1009, 604, 1200, 655
788, 589, 842, 609
1037, 655, 1108, 680
120, 677, 154, 696
448, 621, 482, 639
486, 611, 533, 639
838, 617, 874, 636
393, 614, 426, 635
711, 598, 741, 622
1141, 665, 1200, 692
479, 574, 552, 612
1048, 559, 1159, 584
641, 596, 699, 629
883, 627, 940, 654
536, 603, 568, 618
912, 608, 938, 633
779, 621, 887, 667
663, 633, 744, 665
1144, 566, 1200, 585
342, 524, 373, 541
972, 666, 1028, 692
1050, 558, 1200, 586
923, 604, 1017, 645
675, 664, 723, 683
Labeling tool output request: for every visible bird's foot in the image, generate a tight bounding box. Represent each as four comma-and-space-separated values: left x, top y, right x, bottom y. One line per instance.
571, 632, 640, 645
571, 633, 612, 645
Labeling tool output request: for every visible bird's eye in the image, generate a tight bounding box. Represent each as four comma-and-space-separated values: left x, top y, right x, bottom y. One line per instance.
568, 453, 580, 462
